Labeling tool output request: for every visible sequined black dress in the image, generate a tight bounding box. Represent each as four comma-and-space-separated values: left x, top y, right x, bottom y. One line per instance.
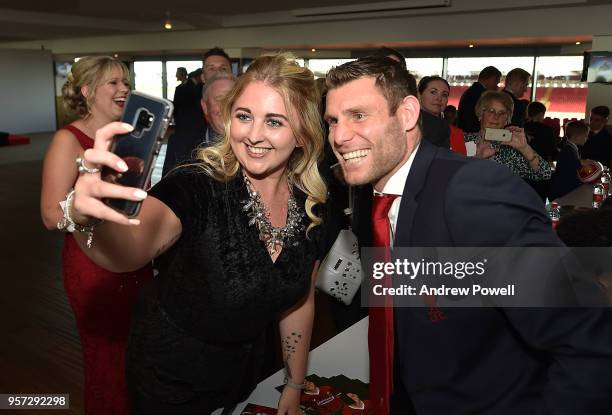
126, 167, 320, 414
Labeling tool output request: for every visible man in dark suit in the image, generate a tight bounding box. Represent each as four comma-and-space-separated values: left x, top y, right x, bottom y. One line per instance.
162, 72, 236, 175
503, 67, 531, 127
325, 57, 612, 415
582, 105, 611, 167
524, 101, 556, 200
549, 121, 588, 200
457, 66, 501, 133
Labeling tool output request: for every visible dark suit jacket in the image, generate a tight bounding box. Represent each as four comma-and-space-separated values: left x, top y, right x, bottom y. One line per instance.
503, 89, 528, 127
161, 124, 207, 176
549, 142, 582, 200
420, 110, 450, 149
353, 140, 612, 415
525, 120, 556, 161
457, 82, 485, 133
582, 128, 612, 167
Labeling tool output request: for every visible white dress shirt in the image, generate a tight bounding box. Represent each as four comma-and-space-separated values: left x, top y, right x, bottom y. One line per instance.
373, 144, 419, 246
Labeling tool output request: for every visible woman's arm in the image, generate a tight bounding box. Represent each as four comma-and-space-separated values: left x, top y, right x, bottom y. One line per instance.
40, 129, 82, 230
277, 261, 319, 415
504, 126, 551, 181
69, 122, 182, 272
72, 197, 182, 272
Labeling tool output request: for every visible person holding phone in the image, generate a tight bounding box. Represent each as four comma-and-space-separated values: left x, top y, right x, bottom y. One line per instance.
465, 90, 550, 181
60, 54, 326, 415
40, 56, 153, 415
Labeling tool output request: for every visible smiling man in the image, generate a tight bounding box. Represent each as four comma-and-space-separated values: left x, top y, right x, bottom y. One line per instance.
324, 56, 612, 415
201, 47, 232, 84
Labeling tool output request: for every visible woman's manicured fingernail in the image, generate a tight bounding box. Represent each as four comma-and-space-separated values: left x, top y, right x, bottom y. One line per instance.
134, 190, 147, 199
117, 160, 128, 171
128, 219, 140, 225
121, 123, 134, 131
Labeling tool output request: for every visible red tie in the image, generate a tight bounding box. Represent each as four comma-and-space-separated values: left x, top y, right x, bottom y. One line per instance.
369, 194, 398, 415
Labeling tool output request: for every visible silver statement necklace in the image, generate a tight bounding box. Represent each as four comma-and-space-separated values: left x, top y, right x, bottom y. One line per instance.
241, 172, 304, 255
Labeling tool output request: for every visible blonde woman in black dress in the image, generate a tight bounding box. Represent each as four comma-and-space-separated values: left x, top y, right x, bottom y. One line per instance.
58, 54, 326, 415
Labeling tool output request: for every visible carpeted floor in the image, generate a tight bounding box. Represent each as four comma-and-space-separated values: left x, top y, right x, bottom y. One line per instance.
0, 132, 338, 415
0, 132, 84, 414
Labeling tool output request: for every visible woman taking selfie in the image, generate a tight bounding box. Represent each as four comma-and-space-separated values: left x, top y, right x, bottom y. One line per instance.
40, 56, 153, 415
62, 54, 326, 415
465, 90, 550, 181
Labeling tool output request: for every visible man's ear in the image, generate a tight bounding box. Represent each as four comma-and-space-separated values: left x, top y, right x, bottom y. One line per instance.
201, 99, 208, 120
397, 95, 420, 132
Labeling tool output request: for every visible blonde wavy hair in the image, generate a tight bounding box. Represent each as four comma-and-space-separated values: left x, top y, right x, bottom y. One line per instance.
194, 53, 327, 233
61, 56, 130, 118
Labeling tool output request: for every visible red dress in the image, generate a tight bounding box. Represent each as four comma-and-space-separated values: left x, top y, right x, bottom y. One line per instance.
61, 125, 153, 415
450, 125, 467, 156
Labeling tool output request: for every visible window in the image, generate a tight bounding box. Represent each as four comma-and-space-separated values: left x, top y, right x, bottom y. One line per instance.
533, 56, 586, 123
308, 59, 355, 78
404, 58, 443, 85
134, 61, 163, 98
446, 57, 534, 108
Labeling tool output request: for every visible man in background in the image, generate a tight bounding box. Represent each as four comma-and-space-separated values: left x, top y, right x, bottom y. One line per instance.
201, 47, 232, 84
582, 105, 611, 167
200, 73, 236, 145
503, 67, 531, 127
457, 65, 501, 132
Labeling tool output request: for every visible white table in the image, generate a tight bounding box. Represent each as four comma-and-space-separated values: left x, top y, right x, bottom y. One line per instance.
211, 317, 370, 414
554, 183, 594, 208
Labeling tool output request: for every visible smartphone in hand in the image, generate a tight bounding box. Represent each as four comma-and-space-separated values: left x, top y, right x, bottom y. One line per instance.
103, 91, 173, 217
484, 128, 512, 142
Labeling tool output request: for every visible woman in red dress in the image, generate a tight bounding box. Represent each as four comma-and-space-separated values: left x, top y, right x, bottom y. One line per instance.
41, 56, 152, 415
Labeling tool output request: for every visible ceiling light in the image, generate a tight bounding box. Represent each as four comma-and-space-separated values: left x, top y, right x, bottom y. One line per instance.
575, 41, 581, 45
164, 12, 172, 30
113, 53, 118, 58
311, 48, 316, 52
469, 44, 474, 48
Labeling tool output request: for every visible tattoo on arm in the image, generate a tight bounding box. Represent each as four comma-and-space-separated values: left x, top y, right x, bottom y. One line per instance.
154, 233, 180, 258
282, 332, 302, 378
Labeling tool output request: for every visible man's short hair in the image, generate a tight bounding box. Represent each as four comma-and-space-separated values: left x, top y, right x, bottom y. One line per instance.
556, 208, 612, 247
201, 72, 236, 101
372, 47, 407, 70
326, 56, 414, 114
176, 67, 187, 77
478, 66, 502, 81
565, 120, 588, 140
505, 68, 531, 84
591, 105, 610, 118
203, 47, 231, 65
527, 101, 547, 118
189, 68, 202, 78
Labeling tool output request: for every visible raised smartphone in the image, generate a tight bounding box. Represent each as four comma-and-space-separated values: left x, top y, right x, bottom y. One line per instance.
103, 91, 173, 217
484, 128, 512, 142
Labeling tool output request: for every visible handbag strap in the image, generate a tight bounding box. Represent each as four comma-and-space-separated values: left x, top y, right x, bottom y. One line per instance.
344, 186, 354, 230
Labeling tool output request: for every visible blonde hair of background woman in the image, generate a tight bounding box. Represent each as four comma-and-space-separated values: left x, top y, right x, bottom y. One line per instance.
61, 56, 130, 117
195, 53, 327, 233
